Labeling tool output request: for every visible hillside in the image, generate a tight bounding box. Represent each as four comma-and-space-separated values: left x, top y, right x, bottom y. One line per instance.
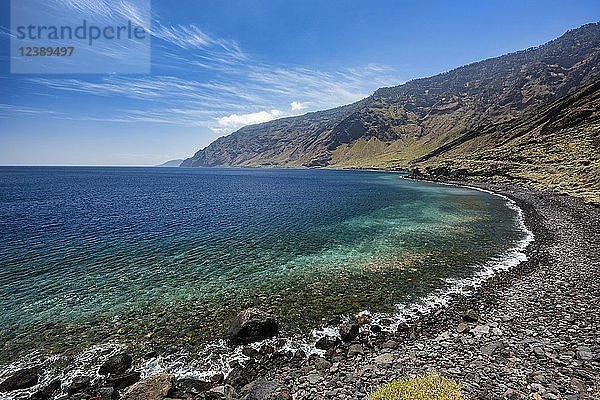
156, 159, 184, 167
181, 23, 600, 202
411, 80, 600, 203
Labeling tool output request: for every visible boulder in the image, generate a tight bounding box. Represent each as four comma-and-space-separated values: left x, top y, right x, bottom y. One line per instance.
242, 346, 260, 358
67, 375, 91, 395
338, 323, 359, 342
470, 324, 490, 335
225, 361, 259, 388
374, 353, 395, 364
315, 340, 333, 353
576, 346, 593, 361
243, 378, 289, 400
259, 344, 275, 356
170, 377, 212, 397
396, 321, 410, 333
227, 308, 279, 345
481, 341, 502, 356
97, 387, 115, 400
0, 367, 40, 392
463, 309, 479, 323
120, 374, 174, 400
305, 374, 322, 384
456, 322, 470, 334
99, 353, 133, 375
313, 357, 332, 371
106, 371, 141, 390
347, 344, 364, 357
209, 384, 237, 399
143, 351, 158, 359
210, 373, 225, 384
315, 336, 340, 350
30, 379, 61, 399
290, 349, 306, 363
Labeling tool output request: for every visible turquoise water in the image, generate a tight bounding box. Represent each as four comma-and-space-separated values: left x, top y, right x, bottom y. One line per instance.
0, 167, 526, 361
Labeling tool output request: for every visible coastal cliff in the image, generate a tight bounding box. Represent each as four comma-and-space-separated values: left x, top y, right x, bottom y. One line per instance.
182, 23, 600, 203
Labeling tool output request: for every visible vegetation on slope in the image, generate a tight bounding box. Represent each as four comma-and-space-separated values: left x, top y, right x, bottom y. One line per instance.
411, 80, 600, 204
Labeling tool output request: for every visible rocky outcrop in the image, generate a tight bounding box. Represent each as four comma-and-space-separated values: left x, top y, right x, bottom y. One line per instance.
338, 323, 360, 342
227, 308, 279, 345
30, 379, 61, 399
0, 366, 39, 392
99, 353, 133, 375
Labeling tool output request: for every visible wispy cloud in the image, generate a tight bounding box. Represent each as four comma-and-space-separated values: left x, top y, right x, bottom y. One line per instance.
6, 0, 402, 134
0, 104, 65, 117
152, 24, 246, 61
28, 60, 399, 132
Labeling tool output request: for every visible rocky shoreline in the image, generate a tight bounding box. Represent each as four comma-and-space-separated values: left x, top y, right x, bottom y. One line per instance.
227, 183, 600, 400
1, 183, 599, 399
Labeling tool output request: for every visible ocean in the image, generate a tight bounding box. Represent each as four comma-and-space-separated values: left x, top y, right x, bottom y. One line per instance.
0, 166, 530, 380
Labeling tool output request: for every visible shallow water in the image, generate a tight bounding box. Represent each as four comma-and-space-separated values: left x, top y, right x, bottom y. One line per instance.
0, 167, 527, 365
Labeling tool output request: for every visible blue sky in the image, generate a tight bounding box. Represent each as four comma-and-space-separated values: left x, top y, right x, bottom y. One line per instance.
0, 0, 599, 165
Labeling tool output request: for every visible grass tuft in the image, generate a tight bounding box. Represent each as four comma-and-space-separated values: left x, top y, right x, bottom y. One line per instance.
370, 373, 463, 400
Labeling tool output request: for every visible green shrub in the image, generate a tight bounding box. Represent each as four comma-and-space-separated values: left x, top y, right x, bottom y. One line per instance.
370, 373, 463, 400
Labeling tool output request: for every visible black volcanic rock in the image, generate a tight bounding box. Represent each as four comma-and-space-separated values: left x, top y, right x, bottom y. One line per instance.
30, 379, 61, 399
463, 309, 480, 322
67, 375, 91, 395
339, 323, 360, 342
227, 308, 279, 345
99, 353, 133, 375
315, 336, 341, 350
106, 372, 141, 390
0, 367, 40, 392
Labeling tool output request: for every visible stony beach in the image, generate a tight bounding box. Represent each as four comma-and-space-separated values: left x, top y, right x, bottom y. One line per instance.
228, 183, 600, 400
1, 183, 599, 400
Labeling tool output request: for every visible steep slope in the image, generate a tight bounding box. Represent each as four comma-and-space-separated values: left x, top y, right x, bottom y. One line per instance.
411, 79, 600, 203
329, 22, 600, 169
182, 23, 600, 201
183, 23, 599, 168
181, 101, 367, 167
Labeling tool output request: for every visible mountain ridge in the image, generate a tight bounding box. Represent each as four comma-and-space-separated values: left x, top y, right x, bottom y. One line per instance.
182, 23, 600, 202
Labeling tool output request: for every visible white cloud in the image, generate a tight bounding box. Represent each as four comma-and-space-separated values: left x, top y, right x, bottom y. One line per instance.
20, 1, 402, 134
290, 101, 307, 111
217, 110, 283, 130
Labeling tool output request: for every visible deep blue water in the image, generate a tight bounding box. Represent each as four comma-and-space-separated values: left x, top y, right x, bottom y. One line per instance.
0, 167, 526, 360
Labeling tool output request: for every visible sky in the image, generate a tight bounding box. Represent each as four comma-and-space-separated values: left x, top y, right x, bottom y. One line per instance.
0, 0, 599, 166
